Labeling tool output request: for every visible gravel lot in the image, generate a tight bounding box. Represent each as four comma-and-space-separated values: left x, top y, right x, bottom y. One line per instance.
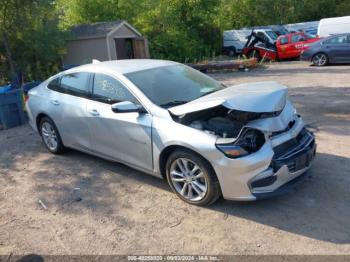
0, 61, 349, 255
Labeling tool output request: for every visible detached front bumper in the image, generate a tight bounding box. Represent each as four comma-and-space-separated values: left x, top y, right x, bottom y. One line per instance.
251, 130, 315, 199
213, 118, 316, 201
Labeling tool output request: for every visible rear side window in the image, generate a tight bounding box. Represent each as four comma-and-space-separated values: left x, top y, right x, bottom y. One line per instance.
324, 35, 348, 44
47, 72, 90, 97
60, 73, 90, 96
47, 78, 60, 91
92, 73, 136, 104
279, 37, 288, 45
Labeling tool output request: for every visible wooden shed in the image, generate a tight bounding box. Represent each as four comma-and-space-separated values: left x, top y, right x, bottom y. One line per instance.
63, 20, 150, 65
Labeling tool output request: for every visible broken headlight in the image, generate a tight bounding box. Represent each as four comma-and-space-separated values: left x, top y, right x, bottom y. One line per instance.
216, 128, 265, 158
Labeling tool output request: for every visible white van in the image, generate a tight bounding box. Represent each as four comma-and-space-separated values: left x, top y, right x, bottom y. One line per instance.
317, 16, 350, 37
223, 30, 251, 55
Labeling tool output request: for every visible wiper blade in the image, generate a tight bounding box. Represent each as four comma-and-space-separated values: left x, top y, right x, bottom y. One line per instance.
160, 100, 188, 107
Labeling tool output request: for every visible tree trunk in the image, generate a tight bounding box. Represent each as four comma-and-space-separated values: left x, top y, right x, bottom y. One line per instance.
2, 34, 15, 77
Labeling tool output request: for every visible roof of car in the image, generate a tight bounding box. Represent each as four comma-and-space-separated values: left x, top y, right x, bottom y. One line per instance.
321, 33, 350, 40
68, 59, 179, 75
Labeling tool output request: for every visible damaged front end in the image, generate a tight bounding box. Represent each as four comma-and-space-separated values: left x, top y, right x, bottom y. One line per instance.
167, 81, 316, 200
170, 105, 273, 158
168, 81, 289, 159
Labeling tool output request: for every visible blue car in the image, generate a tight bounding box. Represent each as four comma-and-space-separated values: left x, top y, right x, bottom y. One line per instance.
300, 33, 350, 66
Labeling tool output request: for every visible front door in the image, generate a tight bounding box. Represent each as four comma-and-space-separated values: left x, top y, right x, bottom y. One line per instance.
277, 35, 290, 59
86, 73, 153, 172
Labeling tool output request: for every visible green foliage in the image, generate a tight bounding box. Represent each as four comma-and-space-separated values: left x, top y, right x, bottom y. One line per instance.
218, 0, 350, 30
0, 0, 66, 82
57, 0, 143, 29
132, 0, 221, 62
1, 0, 350, 83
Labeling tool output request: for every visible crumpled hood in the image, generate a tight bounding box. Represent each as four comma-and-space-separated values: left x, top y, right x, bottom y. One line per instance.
168, 81, 288, 116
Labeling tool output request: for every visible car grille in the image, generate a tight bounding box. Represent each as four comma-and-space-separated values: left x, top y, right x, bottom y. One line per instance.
271, 128, 316, 173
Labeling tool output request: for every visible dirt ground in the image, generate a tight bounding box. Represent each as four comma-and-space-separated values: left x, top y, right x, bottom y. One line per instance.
0, 61, 349, 256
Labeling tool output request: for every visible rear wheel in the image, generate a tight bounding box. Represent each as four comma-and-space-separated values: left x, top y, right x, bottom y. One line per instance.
312, 53, 328, 66
39, 117, 65, 154
166, 149, 221, 206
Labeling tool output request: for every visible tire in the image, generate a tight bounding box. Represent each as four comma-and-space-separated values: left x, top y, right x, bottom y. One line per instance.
39, 117, 65, 154
228, 48, 236, 57
165, 149, 221, 206
312, 53, 328, 66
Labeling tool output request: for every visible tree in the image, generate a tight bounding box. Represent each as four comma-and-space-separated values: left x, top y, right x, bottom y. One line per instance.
218, 0, 350, 31
57, 0, 143, 29
0, 0, 65, 83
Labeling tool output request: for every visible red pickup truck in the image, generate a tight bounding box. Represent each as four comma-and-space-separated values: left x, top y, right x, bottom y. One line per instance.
243, 32, 320, 60
276, 32, 320, 59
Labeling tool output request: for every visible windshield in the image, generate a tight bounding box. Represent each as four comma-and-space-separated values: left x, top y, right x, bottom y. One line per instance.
304, 31, 316, 39
266, 30, 278, 40
124, 64, 225, 107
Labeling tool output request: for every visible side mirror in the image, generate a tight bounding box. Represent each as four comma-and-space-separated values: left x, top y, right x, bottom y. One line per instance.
111, 101, 146, 113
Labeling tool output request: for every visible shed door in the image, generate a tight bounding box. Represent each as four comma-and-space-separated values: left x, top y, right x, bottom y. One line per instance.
133, 38, 149, 58
115, 38, 134, 59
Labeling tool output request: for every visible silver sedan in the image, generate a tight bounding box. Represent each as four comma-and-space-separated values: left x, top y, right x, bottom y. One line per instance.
26, 59, 316, 205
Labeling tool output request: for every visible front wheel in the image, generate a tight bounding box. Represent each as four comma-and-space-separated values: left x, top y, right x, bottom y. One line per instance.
166, 149, 221, 206
228, 48, 236, 57
312, 53, 328, 66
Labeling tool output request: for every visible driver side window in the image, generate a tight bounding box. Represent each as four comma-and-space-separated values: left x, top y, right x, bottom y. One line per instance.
92, 73, 136, 104
279, 37, 288, 45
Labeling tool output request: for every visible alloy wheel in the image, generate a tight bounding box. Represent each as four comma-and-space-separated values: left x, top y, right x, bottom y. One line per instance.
313, 54, 327, 66
41, 122, 58, 151
169, 158, 208, 202
228, 50, 236, 57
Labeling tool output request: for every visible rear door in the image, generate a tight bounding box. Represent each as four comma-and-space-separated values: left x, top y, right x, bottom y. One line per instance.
323, 35, 350, 63
86, 73, 153, 172
46, 72, 92, 150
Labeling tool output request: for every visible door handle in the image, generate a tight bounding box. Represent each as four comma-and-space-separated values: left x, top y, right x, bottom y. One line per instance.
50, 99, 60, 105
89, 109, 100, 116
